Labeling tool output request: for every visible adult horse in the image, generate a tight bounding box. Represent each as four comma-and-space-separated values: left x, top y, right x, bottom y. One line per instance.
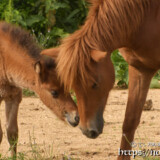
42, 0, 160, 159
0, 22, 79, 157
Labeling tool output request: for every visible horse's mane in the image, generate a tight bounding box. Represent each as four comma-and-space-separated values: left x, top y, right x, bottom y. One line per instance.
0, 22, 41, 60
57, 0, 151, 90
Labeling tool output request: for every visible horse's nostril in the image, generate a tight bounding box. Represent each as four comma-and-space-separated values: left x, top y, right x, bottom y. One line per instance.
89, 130, 99, 139
80, 127, 100, 139
75, 116, 79, 123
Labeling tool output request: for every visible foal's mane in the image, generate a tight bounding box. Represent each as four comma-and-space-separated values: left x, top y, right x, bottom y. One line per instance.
0, 22, 56, 69
57, 0, 151, 90
0, 22, 41, 60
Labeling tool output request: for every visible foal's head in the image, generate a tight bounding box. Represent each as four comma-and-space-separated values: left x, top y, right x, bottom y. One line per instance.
42, 48, 115, 138
34, 55, 79, 127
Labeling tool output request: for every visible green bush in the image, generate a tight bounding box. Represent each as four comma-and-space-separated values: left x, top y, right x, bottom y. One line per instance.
22, 89, 36, 97
0, 0, 88, 48
111, 50, 128, 88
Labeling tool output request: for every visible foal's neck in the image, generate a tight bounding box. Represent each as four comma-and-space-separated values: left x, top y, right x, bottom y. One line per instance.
4, 46, 38, 90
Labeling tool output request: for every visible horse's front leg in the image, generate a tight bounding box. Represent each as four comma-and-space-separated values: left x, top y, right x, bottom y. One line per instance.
5, 88, 22, 157
118, 65, 156, 160
0, 98, 3, 144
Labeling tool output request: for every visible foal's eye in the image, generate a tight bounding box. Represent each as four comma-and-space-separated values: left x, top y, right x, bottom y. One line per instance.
92, 83, 98, 89
51, 90, 59, 98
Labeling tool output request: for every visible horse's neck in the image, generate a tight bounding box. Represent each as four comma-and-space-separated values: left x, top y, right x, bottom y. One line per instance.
4, 49, 37, 90
81, 0, 150, 52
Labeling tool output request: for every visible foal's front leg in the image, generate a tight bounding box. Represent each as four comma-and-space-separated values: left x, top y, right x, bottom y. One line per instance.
118, 65, 156, 160
5, 88, 22, 157
0, 121, 2, 143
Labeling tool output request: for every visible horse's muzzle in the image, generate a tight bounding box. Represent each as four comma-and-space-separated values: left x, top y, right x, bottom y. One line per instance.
79, 113, 104, 139
80, 128, 101, 139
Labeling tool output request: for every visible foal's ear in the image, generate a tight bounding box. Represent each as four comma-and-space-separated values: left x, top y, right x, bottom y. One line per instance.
41, 47, 60, 58
91, 50, 107, 62
34, 61, 42, 74
34, 61, 46, 83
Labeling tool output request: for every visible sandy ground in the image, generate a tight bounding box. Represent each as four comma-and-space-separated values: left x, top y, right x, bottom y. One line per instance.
0, 89, 160, 160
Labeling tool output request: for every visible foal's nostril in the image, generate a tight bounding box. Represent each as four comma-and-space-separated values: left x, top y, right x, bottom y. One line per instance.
75, 116, 79, 124
65, 112, 79, 127
89, 130, 99, 139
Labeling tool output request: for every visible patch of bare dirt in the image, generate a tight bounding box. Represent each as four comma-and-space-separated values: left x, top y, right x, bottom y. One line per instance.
0, 89, 160, 160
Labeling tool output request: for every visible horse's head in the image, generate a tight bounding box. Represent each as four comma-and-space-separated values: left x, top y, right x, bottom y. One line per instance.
34, 53, 79, 127
73, 50, 115, 138
42, 48, 115, 138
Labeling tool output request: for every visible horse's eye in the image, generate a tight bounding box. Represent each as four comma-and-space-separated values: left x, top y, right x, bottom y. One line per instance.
92, 83, 98, 89
51, 90, 59, 98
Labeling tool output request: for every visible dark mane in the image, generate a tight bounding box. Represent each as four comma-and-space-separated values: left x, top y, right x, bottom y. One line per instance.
0, 22, 56, 70
0, 22, 41, 60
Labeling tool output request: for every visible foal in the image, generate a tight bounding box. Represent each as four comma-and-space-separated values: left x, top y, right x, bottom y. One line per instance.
0, 22, 79, 156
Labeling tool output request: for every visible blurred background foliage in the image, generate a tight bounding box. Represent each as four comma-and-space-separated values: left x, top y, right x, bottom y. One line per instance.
0, 0, 159, 89
0, 0, 88, 47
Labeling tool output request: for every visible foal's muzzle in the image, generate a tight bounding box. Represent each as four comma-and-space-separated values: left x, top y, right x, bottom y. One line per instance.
65, 111, 79, 127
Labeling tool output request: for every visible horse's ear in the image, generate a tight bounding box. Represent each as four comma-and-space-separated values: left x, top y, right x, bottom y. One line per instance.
41, 48, 60, 58
34, 61, 42, 74
91, 50, 107, 62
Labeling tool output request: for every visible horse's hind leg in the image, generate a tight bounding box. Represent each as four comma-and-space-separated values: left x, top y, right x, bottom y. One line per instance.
118, 65, 156, 160
4, 88, 22, 157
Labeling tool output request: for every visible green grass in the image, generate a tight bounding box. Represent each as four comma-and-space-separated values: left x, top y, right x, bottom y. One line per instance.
0, 132, 78, 160
0, 153, 77, 160
122, 133, 160, 160
22, 89, 36, 97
